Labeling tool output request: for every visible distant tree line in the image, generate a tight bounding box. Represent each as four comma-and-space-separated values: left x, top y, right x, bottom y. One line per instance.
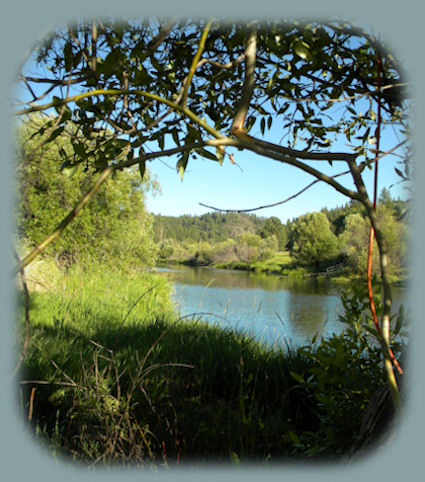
153, 190, 408, 279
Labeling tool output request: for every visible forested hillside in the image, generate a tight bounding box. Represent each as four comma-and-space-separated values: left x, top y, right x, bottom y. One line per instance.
153, 191, 408, 281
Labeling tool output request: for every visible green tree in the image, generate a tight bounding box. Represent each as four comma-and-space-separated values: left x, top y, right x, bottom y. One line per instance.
341, 207, 407, 279
258, 216, 287, 250
16, 116, 157, 268
290, 212, 339, 268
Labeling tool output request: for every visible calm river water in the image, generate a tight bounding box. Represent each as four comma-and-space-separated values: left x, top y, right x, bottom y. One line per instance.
157, 265, 406, 348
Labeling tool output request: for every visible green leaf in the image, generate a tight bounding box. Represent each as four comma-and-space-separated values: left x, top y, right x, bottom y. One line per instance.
230, 451, 240, 464
260, 117, 266, 135
52, 96, 63, 108
292, 39, 313, 61
267, 116, 272, 130
196, 147, 218, 161
94, 158, 108, 170
64, 43, 73, 71
177, 152, 189, 181
62, 165, 78, 178
72, 142, 86, 158
288, 431, 301, 445
394, 167, 406, 179
290, 371, 305, 384
171, 128, 180, 146
46, 127, 64, 143
138, 160, 146, 180
54, 103, 72, 122
246, 116, 255, 132
216, 147, 225, 166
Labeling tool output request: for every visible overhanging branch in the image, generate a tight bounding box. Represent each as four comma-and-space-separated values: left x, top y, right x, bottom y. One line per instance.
232, 136, 361, 201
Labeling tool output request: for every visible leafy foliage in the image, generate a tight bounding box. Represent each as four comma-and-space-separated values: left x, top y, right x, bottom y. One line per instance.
152, 192, 408, 278
340, 204, 408, 278
18, 18, 409, 181
16, 116, 158, 268
153, 212, 264, 243
257, 216, 287, 250
288, 211, 339, 267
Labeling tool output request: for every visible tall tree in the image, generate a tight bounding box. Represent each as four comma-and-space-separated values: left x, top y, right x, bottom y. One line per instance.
14, 17, 410, 405
289, 211, 339, 267
16, 116, 157, 268
257, 216, 287, 250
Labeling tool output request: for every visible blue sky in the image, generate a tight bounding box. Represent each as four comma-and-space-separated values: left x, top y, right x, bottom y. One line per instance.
145, 119, 408, 223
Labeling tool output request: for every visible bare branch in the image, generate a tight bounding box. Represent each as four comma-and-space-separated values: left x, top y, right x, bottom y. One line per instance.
198, 163, 356, 214
200, 179, 319, 214
19, 75, 81, 85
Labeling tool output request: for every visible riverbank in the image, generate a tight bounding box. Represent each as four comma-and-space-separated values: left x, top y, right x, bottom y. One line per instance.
158, 257, 408, 287
16, 260, 406, 466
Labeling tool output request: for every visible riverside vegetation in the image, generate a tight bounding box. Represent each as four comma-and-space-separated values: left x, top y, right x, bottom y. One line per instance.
17, 259, 407, 466
14, 118, 408, 467
153, 189, 408, 284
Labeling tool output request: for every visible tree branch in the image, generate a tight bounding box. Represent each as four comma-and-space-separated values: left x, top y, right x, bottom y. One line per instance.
232, 136, 361, 200
13, 165, 115, 276
198, 163, 357, 214
347, 157, 401, 406
199, 179, 319, 213
181, 20, 213, 108
230, 21, 258, 134
237, 132, 356, 162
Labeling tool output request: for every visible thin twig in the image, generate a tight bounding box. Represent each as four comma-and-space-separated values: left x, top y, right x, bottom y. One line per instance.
199, 179, 319, 213
20, 380, 80, 387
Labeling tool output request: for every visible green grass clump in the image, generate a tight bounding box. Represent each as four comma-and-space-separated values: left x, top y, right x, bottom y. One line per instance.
16, 261, 403, 467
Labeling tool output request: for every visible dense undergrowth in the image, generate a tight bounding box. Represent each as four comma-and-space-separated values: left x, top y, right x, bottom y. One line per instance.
15, 261, 407, 467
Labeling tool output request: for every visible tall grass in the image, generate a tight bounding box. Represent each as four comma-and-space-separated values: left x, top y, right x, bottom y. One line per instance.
16, 260, 401, 467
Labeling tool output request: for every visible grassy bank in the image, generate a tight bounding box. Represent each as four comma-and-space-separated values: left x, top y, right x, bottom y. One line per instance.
16, 261, 404, 467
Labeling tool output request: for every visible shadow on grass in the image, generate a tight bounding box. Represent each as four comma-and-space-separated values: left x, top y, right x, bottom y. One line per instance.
18, 304, 396, 467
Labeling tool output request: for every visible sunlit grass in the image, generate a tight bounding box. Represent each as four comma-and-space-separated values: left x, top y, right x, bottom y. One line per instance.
16, 259, 393, 466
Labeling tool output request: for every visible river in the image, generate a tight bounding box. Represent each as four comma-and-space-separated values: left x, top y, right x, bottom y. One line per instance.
157, 265, 406, 348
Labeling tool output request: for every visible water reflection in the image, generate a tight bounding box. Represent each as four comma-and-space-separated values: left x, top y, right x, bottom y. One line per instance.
157, 265, 405, 348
